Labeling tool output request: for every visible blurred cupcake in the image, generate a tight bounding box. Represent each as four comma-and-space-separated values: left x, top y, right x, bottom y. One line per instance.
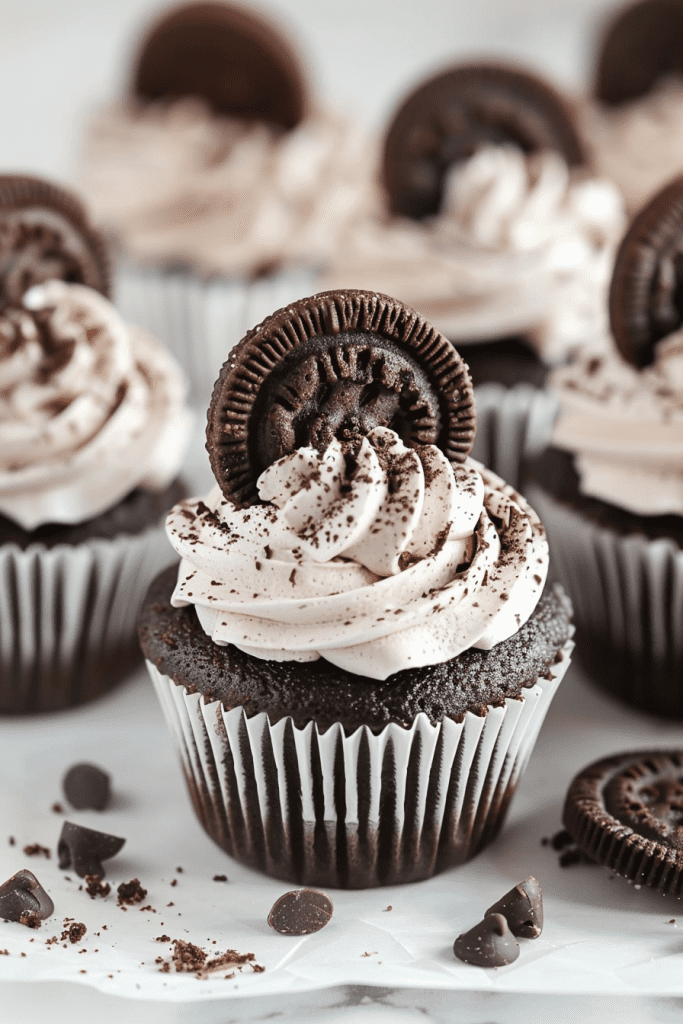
0, 175, 192, 713
527, 176, 683, 718
317, 61, 625, 484
581, 0, 683, 215
80, 0, 374, 406
139, 289, 574, 888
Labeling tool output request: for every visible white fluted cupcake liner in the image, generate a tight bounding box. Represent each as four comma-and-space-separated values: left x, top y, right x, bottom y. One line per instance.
0, 525, 177, 714
114, 264, 320, 407
470, 383, 559, 490
528, 482, 683, 718
146, 640, 572, 888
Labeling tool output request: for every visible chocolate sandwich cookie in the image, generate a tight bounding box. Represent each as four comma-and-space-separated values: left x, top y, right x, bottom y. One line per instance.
207, 289, 476, 507
132, 1, 306, 131
609, 174, 683, 368
0, 175, 110, 308
382, 61, 585, 220
563, 750, 683, 897
594, 0, 683, 107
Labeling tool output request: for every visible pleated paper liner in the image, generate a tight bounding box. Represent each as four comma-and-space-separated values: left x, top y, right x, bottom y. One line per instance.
0, 525, 177, 714
147, 639, 573, 888
471, 383, 558, 490
114, 264, 319, 408
528, 483, 683, 719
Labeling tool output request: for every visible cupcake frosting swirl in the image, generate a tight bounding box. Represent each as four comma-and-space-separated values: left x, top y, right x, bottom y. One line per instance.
167, 427, 548, 680
81, 98, 375, 277
551, 331, 683, 516
0, 279, 191, 529
320, 145, 624, 364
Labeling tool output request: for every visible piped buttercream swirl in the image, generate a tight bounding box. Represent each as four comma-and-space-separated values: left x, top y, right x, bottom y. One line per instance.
167, 427, 548, 680
0, 279, 191, 529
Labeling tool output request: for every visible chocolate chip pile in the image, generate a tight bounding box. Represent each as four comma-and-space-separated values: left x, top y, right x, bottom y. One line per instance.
453, 877, 543, 968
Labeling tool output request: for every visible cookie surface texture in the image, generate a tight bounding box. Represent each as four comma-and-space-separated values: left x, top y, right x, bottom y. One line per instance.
383, 61, 585, 219
563, 749, 683, 896
609, 175, 683, 368
0, 175, 110, 308
594, 0, 683, 106
207, 290, 476, 506
132, 0, 307, 130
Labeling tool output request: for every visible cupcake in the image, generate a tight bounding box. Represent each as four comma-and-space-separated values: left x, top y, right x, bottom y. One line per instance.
582, 0, 683, 216
80, 0, 374, 407
526, 176, 683, 719
0, 175, 192, 713
139, 289, 574, 888
317, 61, 625, 484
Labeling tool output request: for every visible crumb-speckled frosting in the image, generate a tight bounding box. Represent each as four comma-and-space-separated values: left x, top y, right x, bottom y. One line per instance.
0, 279, 191, 529
80, 97, 374, 277
319, 145, 625, 364
550, 329, 683, 516
166, 426, 548, 680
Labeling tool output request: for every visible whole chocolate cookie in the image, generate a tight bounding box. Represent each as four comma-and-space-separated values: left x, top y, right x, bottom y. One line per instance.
609, 175, 683, 368
207, 290, 476, 507
0, 175, 110, 309
594, 0, 683, 106
382, 61, 585, 220
563, 750, 683, 896
132, 0, 307, 130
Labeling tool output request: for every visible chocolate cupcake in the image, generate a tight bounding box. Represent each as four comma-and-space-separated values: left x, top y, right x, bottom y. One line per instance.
80, 0, 374, 406
0, 175, 192, 713
316, 59, 625, 486
139, 289, 573, 887
526, 176, 683, 718
582, 0, 683, 215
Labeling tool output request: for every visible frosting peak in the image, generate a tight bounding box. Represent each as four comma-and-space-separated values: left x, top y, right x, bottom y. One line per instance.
167, 429, 548, 680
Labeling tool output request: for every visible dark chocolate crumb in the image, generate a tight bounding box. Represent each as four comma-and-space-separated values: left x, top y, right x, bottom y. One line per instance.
117, 879, 147, 906
23, 844, 51, 859
60, 922, 86, 944
84, 875, 110, 899
51, 804, 64, 814
212, 875, 228, 883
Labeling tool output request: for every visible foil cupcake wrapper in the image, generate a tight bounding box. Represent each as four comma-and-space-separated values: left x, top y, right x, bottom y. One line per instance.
470, 383, 558, 490
146, 641, 572, 888
0, 526, 176, 714
528, 483, 683, 718
114, 264, 320, 407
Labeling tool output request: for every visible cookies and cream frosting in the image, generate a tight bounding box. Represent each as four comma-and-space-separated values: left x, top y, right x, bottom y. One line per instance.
582, 78, 683, 215
320, 145, 625, 365
0, 280, 191, 529
166, 426, 548, 680
80, 97, 374, 277
550, 331, 683, 516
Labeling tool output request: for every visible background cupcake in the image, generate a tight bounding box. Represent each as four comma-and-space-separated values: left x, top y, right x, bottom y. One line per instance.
80, 0, 375, 407
527, 175, 683, 718
139, 289, 574, 887
317, 60, 625, 485
581, 0, 683, 215
0, 175, 192, 713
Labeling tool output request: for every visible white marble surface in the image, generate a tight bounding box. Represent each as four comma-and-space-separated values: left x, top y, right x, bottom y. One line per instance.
0, 1, 676, 1021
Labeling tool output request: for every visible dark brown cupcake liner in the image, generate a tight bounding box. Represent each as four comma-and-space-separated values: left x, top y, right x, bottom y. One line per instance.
146, 640, 572, 888
0, 526, 177, 714
527, 482, 683, 718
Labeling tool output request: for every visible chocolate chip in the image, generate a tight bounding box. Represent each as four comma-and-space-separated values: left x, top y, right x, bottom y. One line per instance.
0, 174, 110, 309
383, 61, 584, 220
0, 870, 54, 925
485, 877, 543, 938
132, 0, 306, 131
267, 888, 333, 935
453, 912, 520, 967
57, 822, 125, 879
62, 763, 111, 811
207, 290, 475, 507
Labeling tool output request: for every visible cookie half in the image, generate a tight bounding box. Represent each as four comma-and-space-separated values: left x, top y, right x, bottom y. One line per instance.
131, 0, 307, 130
206, 289, 476, 506
563, 749, 683, 897
594, 0, 683, 106
382, 61, 585, 220
609, 174, 683, 368
0, 175, 110, 308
